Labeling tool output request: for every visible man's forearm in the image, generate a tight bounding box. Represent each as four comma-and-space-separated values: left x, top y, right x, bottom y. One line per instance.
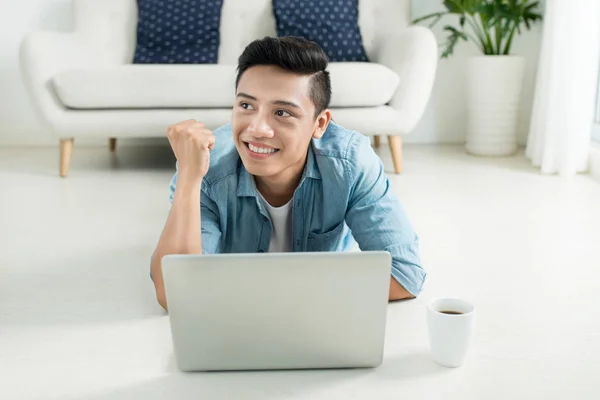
389, 277, 415, 301
151, 183, 202, 310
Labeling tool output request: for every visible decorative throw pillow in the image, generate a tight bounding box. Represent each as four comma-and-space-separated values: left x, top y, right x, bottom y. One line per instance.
272, 0, 369, 62
134, 0, 224, 64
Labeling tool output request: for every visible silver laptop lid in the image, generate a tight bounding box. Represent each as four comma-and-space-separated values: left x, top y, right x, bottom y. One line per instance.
162, 251, 392, 371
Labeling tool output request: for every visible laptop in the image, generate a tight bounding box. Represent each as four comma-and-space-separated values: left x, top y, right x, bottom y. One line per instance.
161, 251, 392, 372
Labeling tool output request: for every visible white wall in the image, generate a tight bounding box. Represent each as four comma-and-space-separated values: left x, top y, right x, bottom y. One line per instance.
0, 0, 74, 146
0, 0, 544, 147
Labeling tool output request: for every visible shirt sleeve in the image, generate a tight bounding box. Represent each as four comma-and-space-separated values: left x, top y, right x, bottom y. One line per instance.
199, 189, 222, 254
168, 167, 223, 255
344, 135, 426, 296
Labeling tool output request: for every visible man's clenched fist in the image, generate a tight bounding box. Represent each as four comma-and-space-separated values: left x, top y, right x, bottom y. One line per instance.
166, 120, 215, 185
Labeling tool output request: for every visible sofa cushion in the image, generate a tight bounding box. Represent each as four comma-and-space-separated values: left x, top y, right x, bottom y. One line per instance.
327, 63, 399, 107
272, 0, 369, 62
133, 0, 224, 64
53, 65, 238, 109
52, 63, 399, 109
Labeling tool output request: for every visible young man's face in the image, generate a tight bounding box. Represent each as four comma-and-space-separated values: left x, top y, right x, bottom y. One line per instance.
232, 65, 330, 179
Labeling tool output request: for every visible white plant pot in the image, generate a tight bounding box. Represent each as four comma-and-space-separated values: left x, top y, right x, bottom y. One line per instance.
465, 55, 525, 156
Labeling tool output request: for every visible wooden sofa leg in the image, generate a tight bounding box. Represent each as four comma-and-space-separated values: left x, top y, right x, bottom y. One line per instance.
374, 135, 381, 147
60, 138, 74, 177
388, 135, 403, 174
109, 138, 117, 152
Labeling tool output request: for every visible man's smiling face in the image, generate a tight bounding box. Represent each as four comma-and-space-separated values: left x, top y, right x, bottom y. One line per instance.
232, 65, 325, 179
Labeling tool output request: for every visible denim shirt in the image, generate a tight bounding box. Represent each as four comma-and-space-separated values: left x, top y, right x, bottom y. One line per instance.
168, 122, 426, 296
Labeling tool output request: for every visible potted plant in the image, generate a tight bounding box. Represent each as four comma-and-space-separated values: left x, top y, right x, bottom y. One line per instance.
414, 0, 543, 156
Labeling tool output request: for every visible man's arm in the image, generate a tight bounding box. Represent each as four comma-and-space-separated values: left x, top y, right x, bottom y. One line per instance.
151, 120, 217, 311
151, 181, 202, 311
344, 134, 426, 301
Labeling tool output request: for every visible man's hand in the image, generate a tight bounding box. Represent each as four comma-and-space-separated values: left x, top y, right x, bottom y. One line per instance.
167, 120, 216, 186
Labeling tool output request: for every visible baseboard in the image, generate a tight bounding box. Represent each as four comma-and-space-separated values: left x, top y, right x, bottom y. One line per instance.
371, 135, 465, 145
1, 135, 463, 148
0, 135, 169, 148
0, 128, 467, 148
0, 124, 173, 147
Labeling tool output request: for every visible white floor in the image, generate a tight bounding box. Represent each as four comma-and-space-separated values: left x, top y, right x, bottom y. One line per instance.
1, 143, 600, 399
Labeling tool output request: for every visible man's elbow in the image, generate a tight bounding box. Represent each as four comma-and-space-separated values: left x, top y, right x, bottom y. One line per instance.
389, 277, 416, 301
156, 289, 168, 311
150, 254, 169, 311
389, 292, 416, 301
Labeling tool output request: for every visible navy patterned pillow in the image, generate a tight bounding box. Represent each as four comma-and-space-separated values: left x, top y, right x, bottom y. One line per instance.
134, 0, 224, 64
272, 0, 369, 62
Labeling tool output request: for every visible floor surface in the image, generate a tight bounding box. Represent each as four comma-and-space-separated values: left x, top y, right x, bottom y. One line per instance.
1, 142, 599, 399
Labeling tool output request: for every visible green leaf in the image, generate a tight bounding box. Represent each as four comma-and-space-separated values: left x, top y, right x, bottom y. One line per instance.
443, 0, 464, 14
444, 26, 469, 41
440, 25, 470, 58
419, 0, 543, 59
444, 0, 485, 15
413, 11, 449, 26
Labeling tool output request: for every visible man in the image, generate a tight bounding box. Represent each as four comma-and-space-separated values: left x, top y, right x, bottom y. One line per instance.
151, 36, 426, 311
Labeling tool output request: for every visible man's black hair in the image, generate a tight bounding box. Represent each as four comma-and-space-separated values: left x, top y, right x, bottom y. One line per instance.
236, 36, 331, 118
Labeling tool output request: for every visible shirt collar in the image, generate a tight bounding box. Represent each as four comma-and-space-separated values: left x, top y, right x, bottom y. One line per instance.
236, 141, 322, 198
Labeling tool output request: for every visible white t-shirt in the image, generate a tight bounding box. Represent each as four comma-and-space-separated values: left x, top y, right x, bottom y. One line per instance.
257, 192, 293, 253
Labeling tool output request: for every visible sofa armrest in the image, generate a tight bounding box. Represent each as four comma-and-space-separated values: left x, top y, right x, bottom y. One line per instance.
374, 26, 438, 135
19, 0, 137, 130
20, 28, 130, 130
19, 30, 107, 128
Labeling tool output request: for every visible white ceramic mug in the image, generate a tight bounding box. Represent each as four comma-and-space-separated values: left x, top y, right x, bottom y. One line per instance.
427, 297, 476, 368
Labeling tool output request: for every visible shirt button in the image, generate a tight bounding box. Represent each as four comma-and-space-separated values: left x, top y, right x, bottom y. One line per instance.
263, 216, 268, 222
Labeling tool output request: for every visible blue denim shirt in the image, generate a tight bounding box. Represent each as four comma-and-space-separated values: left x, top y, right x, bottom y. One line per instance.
168, 122, 426, 296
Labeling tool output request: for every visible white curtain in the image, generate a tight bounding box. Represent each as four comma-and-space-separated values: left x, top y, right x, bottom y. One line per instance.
526, 0, 600, 175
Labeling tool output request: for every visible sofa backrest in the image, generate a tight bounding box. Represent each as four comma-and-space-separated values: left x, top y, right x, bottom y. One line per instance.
73, 0, 410, 64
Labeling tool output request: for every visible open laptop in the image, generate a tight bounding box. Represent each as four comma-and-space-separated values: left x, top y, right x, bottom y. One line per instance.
161, 251, 392, 372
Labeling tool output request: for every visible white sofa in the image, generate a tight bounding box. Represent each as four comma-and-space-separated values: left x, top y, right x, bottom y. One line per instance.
20, 0, 437, 177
